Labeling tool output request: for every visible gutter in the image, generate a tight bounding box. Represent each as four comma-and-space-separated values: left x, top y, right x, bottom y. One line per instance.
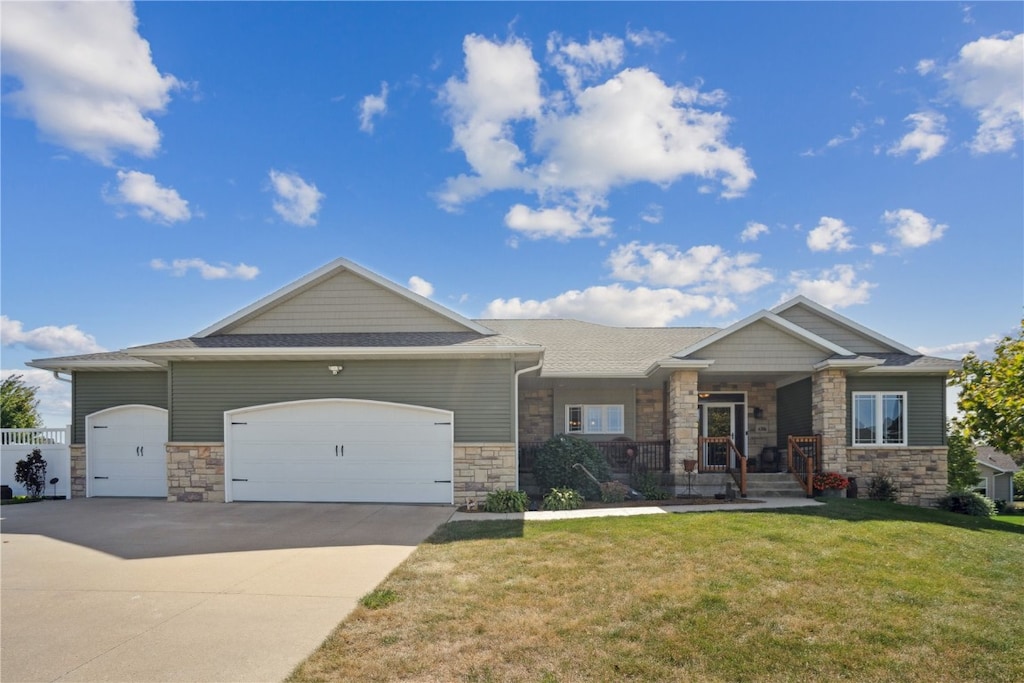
512, 358, 544, 492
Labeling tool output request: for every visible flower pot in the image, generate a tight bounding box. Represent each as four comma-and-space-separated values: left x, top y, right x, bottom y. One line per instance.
819, 487, 845, 498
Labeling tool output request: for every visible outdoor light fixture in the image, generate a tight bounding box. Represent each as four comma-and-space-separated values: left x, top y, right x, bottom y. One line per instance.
328, 365, 343, 375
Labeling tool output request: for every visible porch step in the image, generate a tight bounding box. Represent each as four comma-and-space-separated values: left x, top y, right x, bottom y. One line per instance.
744, 473, 808, 498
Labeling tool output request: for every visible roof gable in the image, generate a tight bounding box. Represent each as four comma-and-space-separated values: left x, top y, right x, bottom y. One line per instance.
197, 258, 493, 337
771, 296, 917, 355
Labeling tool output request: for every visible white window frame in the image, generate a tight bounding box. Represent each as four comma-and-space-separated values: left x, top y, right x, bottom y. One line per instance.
852, 391, 907, 447
565, 404, 624, 435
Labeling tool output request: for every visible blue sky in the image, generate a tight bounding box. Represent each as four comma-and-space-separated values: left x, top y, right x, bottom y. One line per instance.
2, 2, 1022, 426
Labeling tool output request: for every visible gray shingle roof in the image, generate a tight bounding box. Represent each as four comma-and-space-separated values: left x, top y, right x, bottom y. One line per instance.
858, 353, 961, 371
129, 331, 536, 351
976, 445, 1021, 472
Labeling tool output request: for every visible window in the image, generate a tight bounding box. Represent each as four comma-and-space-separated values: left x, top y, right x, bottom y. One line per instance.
852, 392, 907, 446
566, 404, 624, 434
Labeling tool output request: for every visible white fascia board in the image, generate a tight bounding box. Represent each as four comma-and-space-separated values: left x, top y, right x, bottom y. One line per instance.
644, 359, 716, 375
126, 345, 543, 361
812, 357, 885, 371
195, 257, 495, 337
857, 365, 956, 375
771, 295, 918, 355
674, 310, 853, 359
26, 359, 162, 371
977, 459, 1014, 474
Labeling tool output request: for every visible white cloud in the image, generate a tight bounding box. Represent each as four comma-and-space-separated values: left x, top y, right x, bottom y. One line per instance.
483, 283, 733, 327
916, 59, 937, 76
358, 81, 389, 133
827, 123, 865, 148
608, 242, 773, 296
882, 208, 948, 248
407, 276, 434, 297
942, 33, 1023, 154
783, 265, 875, 309
806, 217, 855, 252
150, 258, 259, 280
626, 27, 671, 49
0, 368, 72, 428
108, 170, 191, 224
268, 170, 324, 226
917, 333, 1002, 359
888, 111, 948, 162
0, 316, 105, 355
870, 243, 888, 255
0, 1, 180, 165
504, 203, 611, 240
640, 204, 663, 224
438, 33, 754, 238
740, 221, 769, 242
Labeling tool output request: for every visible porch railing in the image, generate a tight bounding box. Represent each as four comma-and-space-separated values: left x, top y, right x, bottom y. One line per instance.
518, 440, 670, 474
698, 436, 747, 497
787, 435, 822, 496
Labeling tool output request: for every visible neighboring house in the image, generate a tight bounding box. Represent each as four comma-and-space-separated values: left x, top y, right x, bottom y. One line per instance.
974, 446, 1020, 502
28, 257, 960, 507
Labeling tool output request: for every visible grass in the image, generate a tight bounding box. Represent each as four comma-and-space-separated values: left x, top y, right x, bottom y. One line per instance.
0, 495, 44, 506
290, 500, 1024, 682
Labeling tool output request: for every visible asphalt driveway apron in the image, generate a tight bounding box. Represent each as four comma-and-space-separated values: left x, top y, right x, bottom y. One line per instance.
1, 499, 454, 682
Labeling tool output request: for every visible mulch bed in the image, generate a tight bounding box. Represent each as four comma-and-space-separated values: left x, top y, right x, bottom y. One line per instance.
458, 497, 764, 513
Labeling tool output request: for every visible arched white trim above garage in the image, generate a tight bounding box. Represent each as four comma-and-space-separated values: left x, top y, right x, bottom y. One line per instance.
85, 405, 168, 498
224, 398, 454, 504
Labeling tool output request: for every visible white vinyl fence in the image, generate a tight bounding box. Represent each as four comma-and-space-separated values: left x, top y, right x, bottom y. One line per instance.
1, 427, 71, 498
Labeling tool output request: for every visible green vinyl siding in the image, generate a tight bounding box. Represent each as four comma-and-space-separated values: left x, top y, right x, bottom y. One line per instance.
776, 378, 812, 446
72, 371, 168, 443
846, 375, 947, 447
169, 359, 513, 442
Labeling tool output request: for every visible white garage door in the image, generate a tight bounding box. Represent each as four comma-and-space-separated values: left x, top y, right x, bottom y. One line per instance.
85, 405, 168, 498
225, 399, 454, 504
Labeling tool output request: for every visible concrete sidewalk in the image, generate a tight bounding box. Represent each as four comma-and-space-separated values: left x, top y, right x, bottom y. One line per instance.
450, 497, 823, 522
1, 499, 454, 683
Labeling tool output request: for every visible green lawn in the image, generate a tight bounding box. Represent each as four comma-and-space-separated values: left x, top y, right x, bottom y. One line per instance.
290, 500, 1024, 682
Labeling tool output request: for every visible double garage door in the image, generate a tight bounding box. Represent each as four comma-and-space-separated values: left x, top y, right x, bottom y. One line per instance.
225, 399, 454, 504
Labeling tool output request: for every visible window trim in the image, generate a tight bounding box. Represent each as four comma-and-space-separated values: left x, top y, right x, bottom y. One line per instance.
852, 391, 907, 447
565, 404, 625, 435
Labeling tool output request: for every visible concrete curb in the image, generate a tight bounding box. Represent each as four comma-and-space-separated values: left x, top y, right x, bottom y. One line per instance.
449, 497, 823, 522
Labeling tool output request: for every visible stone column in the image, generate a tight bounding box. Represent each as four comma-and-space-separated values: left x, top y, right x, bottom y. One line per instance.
668, 370, 699, 483
69, 444, 86, 498
812, 368, 847, 472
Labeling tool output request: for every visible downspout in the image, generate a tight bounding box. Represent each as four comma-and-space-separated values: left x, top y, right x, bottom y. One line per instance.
513, 358, 543, 491
52, 371, 72, 383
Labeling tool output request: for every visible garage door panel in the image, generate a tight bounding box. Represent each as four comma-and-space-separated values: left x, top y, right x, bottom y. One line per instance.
87, 406, 168, 498
227, 399, 453, 504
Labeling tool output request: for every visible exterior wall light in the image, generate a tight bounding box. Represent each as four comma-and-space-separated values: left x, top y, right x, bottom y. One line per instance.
328, 365, 343, 375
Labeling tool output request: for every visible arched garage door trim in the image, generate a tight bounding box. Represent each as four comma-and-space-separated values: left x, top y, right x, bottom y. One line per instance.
224, 398, 454, 504
85, 404, 169, 498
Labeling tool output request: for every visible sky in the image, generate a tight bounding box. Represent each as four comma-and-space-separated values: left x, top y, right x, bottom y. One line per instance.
1, 1, 1022, 427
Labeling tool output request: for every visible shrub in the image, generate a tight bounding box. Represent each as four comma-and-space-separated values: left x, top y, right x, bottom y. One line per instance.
629, 468, 669, 500
867, 471, 900, 502
600, 481, 630, 504
542, 487, 584, 511
1014, 470, 1024, 501
533, 434, 611, 500
483, 489, 529, 513
1001, 501, 1024, 515
936, 490, 996, 517
14, 449, 47, 498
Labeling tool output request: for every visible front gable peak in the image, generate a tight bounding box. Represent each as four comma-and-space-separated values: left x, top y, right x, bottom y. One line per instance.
771, 296, 917, 355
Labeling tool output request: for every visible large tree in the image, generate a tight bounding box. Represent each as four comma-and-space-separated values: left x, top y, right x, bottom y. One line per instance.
946, 426, 981, 491
952, 320, 1024, 464
1, 374, 42, 429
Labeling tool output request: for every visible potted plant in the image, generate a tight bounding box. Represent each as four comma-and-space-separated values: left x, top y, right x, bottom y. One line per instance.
813, 471, 850, 497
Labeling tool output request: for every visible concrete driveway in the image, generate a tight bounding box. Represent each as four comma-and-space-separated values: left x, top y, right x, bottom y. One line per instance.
1, 498, 454, 682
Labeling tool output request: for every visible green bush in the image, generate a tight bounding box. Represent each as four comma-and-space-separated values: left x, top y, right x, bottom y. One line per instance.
542, 487, 584, 511
867, 471, 900, 502
936, 490, 996, 517
483, 489, 529, 513
14, 449, 47, 498
1014, 470, 1024, 501
600, 481, 630, 504
629, 467, 669, 500
533, 434, 611, 500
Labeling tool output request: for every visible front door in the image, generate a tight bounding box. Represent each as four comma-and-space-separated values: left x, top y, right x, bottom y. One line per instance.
702, 403, 735, 468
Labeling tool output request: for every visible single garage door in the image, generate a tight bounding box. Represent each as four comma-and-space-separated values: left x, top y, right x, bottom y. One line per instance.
85, 405, 168, 498
225, 399, 454, 504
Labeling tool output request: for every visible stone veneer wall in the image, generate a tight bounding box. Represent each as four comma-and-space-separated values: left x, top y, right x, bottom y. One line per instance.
69, 444, 86, 498
635, 387, 665, 441
846, 447, 947, 508
812, 369, 848, 472
166, 442, 225, 502
668, 370, 699, 484
519, 389, 554, 442
454, 443, 516, 506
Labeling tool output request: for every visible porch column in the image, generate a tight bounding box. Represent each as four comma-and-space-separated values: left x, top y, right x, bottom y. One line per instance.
668, 370, 700, 483
812, 368, 847, 472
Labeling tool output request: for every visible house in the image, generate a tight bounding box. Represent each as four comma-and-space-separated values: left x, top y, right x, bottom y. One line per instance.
974, 445, 1020, 502
28, 257, 960, 507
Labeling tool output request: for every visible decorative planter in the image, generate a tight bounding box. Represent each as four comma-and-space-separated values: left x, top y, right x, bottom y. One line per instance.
818, 487, 846, 498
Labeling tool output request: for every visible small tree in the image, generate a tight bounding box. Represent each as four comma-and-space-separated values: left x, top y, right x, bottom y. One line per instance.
946, 427, 981, 491
14, 449, 47, 498
1, 374, 42, 429
951, 321, 1024, 464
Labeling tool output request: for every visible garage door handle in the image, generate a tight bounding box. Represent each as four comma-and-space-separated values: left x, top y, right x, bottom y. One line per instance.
94, 476, 109, 480
336, 445, 343, 457
232, 478, 248, 482
434, 480, 451, 484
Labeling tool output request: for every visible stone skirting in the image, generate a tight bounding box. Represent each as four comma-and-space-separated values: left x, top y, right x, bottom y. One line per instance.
454, 442, 516, 506
166, 442, 225, 502
70, 444, 86, 498
846, 447, 947, 508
